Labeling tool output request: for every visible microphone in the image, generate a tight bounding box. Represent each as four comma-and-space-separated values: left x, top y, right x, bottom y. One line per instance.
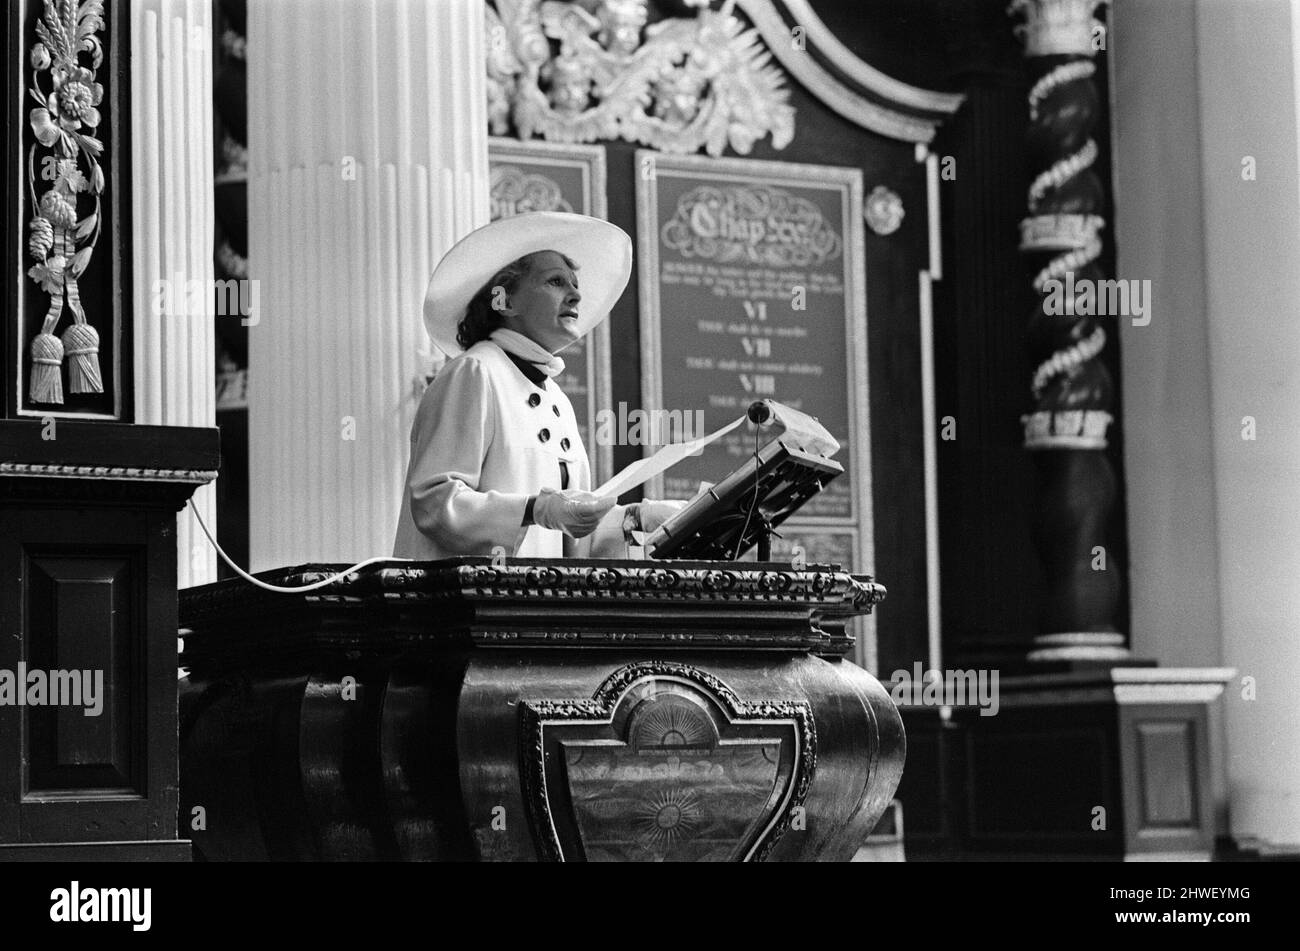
747, 400, 772, 425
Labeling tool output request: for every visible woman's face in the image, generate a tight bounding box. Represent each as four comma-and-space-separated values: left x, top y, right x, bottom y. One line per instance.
499, 250, 582, 354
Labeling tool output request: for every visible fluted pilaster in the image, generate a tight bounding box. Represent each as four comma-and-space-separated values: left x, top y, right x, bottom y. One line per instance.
131, 0, 217, 588
246, 0, 490, 568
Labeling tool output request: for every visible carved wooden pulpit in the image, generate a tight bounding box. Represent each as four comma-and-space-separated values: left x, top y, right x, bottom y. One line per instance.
177, 559, 901, 861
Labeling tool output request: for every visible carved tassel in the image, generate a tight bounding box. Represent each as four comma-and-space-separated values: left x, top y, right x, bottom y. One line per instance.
62, 229, 103, 394
62, 321, 102, 394
28, 329, 65, 405
28, 231, 66, 405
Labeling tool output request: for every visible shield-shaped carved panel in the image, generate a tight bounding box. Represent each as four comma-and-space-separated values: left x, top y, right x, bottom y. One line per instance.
520, 662, 815, 861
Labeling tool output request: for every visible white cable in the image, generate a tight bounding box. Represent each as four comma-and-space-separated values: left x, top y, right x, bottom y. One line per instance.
186, 497, 411, 593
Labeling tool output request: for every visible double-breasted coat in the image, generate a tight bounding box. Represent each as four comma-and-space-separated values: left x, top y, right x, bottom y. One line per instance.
392, 339, 623, 559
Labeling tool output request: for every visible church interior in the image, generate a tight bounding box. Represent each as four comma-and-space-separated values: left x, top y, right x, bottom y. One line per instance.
2, 0, 1297, 868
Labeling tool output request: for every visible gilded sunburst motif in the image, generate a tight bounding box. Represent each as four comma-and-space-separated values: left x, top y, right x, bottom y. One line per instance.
632, 787, 702, 848
630, 696, 712, 748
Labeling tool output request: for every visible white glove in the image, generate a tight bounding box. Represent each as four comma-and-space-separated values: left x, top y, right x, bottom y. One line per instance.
531, 487, 616, 539
637, 498, 687, 534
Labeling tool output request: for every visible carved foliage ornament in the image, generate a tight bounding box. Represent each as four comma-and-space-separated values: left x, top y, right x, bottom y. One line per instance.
486, 0, 794, 156
25, 0, 108, 405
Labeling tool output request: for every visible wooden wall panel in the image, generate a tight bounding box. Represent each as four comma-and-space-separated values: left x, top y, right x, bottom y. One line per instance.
0, 502, 178, 847
26, 553, 141, 793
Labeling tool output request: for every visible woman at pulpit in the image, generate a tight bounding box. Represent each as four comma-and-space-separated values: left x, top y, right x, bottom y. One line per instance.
393, 211, 680, 560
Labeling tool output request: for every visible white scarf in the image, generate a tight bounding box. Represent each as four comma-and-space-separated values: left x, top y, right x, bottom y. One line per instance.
489, 328, 566, 379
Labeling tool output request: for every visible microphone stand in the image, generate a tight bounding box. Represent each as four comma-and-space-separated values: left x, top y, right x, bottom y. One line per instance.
745, 399, 779, 562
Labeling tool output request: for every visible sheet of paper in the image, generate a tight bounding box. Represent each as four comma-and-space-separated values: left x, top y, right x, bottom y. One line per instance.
595, 416, 745, 498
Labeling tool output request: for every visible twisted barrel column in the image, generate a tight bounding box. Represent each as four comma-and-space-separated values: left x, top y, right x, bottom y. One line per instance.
1008, 0, 1125, 662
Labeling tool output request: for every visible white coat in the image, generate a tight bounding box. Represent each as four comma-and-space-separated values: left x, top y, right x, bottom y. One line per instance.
392, 339, 623, 559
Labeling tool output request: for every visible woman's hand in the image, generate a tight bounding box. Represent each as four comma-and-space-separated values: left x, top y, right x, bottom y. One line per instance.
637, 498, 688, 534
531, 487, 616, 538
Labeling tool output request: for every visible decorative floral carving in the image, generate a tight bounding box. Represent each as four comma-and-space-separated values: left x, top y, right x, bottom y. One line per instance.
26, 0, 108, 404
485, 0, 794, 156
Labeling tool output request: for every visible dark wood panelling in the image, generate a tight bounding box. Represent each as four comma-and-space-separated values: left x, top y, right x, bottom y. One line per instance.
0, 420, 215, 858
894, 707, 962, 859
26, 553, 141, 791
900, 687, 1219, 859
0, 507, 172, 844
52, 568, 116, 767
0, 840, 192, 861
0, 419, 221, 473
965, 722, 1115, 847
931, 69, 1043, 662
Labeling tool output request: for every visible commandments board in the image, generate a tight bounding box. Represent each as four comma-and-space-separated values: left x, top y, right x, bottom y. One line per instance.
488, 138, 612, 483
636, 151, 872, 576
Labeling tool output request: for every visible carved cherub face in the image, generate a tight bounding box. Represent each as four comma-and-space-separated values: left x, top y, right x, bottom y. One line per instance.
547, 56, 592, 114
653, 68, 706, 124
598, 0, 647, 55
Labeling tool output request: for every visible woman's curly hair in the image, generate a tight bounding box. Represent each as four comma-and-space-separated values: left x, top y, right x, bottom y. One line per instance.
456, 249, 579, 350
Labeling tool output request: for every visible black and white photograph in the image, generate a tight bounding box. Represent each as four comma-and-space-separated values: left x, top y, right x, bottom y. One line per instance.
0, 0, 1292, 933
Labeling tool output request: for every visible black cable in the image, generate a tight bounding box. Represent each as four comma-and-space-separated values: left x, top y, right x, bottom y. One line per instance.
732, 423, 763, 561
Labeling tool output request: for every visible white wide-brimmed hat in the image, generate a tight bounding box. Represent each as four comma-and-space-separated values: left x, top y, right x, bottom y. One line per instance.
423, 212, 633, 357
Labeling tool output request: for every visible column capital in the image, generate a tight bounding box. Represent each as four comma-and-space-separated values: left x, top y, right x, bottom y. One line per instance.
1008, 0, 1109, 58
